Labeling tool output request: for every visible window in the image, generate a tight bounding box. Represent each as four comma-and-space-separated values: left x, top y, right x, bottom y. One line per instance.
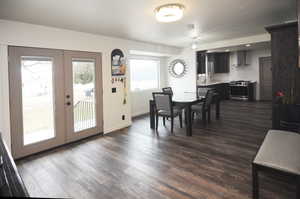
130, 58, 160, 91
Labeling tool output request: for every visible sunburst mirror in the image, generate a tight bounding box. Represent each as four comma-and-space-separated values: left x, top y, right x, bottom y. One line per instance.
168, 59, 188, 78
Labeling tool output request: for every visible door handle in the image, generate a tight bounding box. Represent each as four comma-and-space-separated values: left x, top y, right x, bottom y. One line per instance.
66, 102, 71, 106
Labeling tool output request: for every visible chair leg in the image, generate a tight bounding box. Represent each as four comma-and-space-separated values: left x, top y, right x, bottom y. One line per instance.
192, 112, 195, 122
202, 111, 207, 125
252, 164, 259, 199
208, 108, 211, 123
163, 117, 166, 126
155, 114, 159, 131
171, 117, 174, 134
179, 114, 183, 128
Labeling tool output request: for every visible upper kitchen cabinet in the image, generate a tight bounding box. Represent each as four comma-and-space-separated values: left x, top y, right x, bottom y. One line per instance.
197, 51, 206, 74
207, 52, 230, 73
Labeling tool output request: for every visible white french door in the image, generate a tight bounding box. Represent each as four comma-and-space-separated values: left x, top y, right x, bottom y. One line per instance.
64, 51, 103, 143
8, 47, 103, 159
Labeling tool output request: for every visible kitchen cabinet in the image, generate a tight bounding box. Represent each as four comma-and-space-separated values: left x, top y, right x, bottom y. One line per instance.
197, 83, 229, 100
197, 51, 206, 74
207, 52, 230, 74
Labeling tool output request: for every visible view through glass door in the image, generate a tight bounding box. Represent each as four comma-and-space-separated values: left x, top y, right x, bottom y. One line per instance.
9, 47, 103, 159
64, 51, 103, 143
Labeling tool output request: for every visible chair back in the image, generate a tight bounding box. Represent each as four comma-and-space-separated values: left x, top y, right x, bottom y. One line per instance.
197, 87, 209, 98
152, 92, 172, 113
162, 87, 173, 96
203, 89, 215, 110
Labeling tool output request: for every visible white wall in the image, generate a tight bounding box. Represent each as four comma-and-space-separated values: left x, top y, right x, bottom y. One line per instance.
0, 19, 181, 150
212, 48, 271, 100
130, 56, 168, 117
166, 48, 197, 93
0, 45, 11, 148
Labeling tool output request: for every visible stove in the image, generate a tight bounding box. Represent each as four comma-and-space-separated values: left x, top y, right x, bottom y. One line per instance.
229, 81, 254, 101
229, 80, 251, 87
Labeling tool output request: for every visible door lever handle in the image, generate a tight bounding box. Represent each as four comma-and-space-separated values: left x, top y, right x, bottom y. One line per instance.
66, 102, 71, 106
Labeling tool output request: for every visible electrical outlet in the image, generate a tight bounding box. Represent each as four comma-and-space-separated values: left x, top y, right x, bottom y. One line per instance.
122, 115, 125, 120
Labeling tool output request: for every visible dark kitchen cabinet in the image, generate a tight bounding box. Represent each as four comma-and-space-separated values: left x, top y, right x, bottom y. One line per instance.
207, 52, 230, 73
197, 51, 206, 74
197, 83, 229, 100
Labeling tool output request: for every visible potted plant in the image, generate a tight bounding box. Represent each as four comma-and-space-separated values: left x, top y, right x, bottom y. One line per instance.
275, 89, 300, 132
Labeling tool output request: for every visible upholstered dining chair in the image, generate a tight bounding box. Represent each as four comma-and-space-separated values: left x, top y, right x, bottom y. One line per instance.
162, 87, 185, 111
191, 89, 215, 124
162, 87, 173, 96
152, 92, 183, 134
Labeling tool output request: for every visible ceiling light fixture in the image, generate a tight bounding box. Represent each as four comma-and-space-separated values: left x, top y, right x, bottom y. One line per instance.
191, 42, 198, 50
246, 44, 251, 47
155, 4, 185, 23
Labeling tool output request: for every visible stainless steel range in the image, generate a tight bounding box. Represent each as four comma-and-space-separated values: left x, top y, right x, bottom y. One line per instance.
229, 80, 254, 101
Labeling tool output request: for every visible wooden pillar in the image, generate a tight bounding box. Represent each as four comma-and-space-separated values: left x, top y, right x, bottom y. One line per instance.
266, 22, 300, 128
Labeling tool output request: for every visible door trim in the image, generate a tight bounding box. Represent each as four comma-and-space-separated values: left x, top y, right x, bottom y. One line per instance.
8, 46, 66, 158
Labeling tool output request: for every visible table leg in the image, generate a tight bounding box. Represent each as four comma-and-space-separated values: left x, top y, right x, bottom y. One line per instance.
150, 101, 155, 129
185, 105, 192, 136
296, 176, 300, 199
252, 164, 259, 199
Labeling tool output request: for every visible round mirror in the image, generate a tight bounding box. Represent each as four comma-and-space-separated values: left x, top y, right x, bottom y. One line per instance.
169, 59, 187, 78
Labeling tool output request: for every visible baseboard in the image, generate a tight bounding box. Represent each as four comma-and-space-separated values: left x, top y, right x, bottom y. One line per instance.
132, 112, 149, 119
104, 121, 132, 134
132, 111, 149, 118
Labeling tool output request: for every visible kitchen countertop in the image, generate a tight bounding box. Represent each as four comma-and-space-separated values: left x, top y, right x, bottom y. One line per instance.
197, 81, 229, 86
197, 81, 257, 86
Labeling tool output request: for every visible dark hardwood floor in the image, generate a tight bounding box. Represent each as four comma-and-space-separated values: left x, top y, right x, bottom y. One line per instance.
16, 101, 295, 199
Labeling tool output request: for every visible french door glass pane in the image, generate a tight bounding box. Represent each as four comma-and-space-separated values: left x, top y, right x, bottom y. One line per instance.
72, 59, 96, 132
21, 57, 55, 145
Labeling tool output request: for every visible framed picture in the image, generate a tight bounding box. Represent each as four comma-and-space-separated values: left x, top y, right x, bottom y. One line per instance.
111, 49, 126, 76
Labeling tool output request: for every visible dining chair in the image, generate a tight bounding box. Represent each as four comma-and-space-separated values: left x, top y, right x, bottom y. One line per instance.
191, 89, 215, 124
162, 87, 173, 96
162, 87, 185, 111
152, 92, 183, 134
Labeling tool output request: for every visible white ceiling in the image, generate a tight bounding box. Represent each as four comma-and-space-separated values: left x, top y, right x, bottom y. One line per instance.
0, 0, 296, 47
207, 41, 271, 53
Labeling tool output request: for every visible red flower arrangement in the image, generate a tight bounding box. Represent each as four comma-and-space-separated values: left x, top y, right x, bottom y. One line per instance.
276, 91, 284, 97
275, 90, 295, 104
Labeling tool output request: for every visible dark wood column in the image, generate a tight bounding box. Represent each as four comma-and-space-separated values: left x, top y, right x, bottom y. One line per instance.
266, 22, 300, 128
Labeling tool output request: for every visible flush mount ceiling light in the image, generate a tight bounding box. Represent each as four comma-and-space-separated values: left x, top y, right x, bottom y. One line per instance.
191, 42, 198, 50
155, 4, 185, 23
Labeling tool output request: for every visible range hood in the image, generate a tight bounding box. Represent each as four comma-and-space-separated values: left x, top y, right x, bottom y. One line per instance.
231, 50, 250, 66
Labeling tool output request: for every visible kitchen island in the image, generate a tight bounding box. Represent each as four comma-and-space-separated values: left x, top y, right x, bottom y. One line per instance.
197, 82, 229, 100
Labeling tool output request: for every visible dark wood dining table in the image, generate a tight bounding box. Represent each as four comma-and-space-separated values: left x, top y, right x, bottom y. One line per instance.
149, 92, 220, 136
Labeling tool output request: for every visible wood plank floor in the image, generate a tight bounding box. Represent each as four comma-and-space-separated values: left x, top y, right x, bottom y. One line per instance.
17, 101, 295, 199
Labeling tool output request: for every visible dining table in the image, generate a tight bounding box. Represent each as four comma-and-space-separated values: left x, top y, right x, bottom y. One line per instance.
149, 92, 220, 136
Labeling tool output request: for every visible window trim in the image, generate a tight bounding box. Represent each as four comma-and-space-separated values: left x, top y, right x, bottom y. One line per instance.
129, 56, 161, 92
